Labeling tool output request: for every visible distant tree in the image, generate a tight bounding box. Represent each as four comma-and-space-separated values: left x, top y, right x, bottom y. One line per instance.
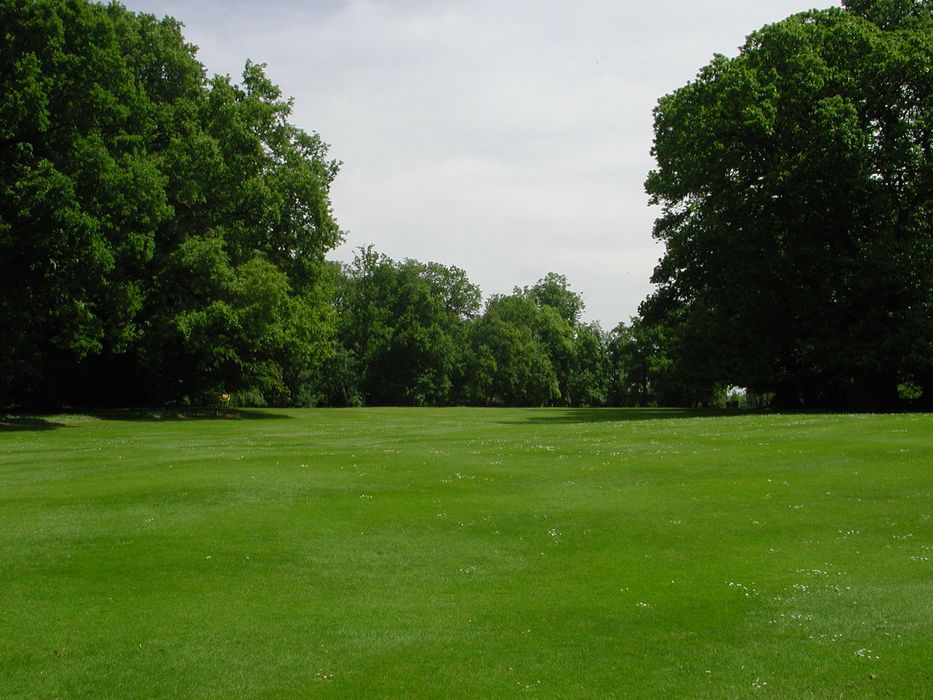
526, 272, 584, 326
566, 322, 610, 407
606, 323, 641, 406
605, 310, 730, 409
319, 247, 481, 406
466, 294, 561, 406
466, 274, 606, 407
643, 0, 933, 408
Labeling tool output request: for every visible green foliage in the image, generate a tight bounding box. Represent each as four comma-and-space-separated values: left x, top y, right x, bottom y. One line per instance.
0, 0, 341, 407
313, 247, 480, 406
0, 0, 171, 404
525, 272, 584, 326
643, 1, 933, 408
467, 294, 562, 406
309, 259, 618, 408
844, 0, 933, 28
566, 322, 610, 407
464, 275, 607, 407
604, 316, 718, 407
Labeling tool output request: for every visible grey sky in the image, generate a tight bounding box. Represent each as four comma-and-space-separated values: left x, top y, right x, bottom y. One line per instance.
123, 0, 839, 326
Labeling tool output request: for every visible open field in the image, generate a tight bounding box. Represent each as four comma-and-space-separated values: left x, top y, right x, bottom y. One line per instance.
1, 408, 931, 698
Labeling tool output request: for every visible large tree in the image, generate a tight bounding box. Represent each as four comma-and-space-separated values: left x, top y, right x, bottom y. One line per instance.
0, 0, 341, 407
643, 0, 933, 408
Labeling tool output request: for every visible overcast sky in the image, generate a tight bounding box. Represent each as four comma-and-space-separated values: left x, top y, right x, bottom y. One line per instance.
123, 0, 839, 326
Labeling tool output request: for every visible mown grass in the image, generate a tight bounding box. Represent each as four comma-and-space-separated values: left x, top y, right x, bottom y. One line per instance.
1, 408, 930, 698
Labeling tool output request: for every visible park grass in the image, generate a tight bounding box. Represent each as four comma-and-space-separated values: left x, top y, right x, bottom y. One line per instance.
0, 407, 930, 698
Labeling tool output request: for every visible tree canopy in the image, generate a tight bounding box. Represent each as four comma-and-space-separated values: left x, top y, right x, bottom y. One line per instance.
642, 0, 933, 408
0, 0, 341, 407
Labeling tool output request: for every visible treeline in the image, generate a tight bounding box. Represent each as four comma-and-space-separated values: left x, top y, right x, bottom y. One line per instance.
2, 0, 931, 410
309, 248, 784, 409
308, 249, 640, 408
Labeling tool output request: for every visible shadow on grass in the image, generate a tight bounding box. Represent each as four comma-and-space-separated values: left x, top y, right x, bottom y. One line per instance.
0, 417, 69, 432
502, 407, 761, 425
1, 408, 292, 432
92, 408, 293, 422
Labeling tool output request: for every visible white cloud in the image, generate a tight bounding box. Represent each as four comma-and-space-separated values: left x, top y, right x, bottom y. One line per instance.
124, 0, 840, 324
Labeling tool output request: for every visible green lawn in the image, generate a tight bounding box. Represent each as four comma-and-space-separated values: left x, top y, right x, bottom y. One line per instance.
1, 408, 930, 698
